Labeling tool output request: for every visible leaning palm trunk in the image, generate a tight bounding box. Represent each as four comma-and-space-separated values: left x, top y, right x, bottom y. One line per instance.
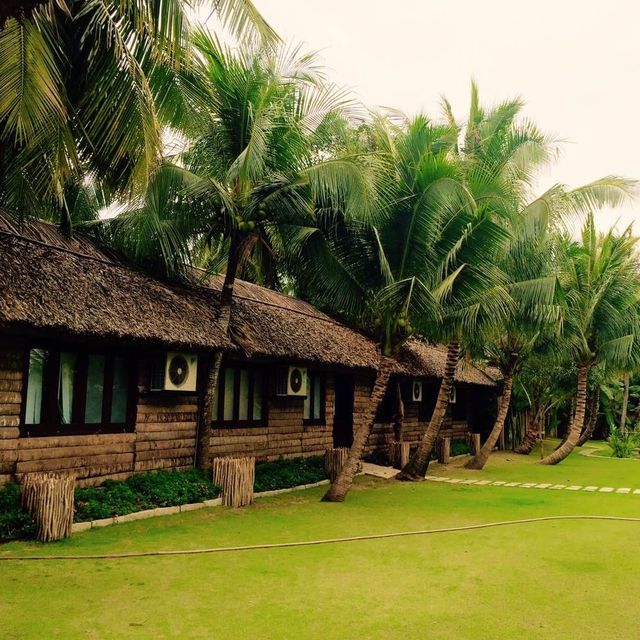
392, 379, 405, 443
396, 340, 459, 480
321, 358, 393, 502
577, 386, 600, 447
195, 233, 249, 471
465, 376, 513, 470
620, 372, 630, 434
540, 364, 590, 465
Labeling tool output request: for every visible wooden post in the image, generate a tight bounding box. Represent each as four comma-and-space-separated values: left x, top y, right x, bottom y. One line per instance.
470, 433, 481, 456
324, 448, 349, 482
21, 472, 76, 542
438, 436, 451, 464
388, 442, 410, 470
212, 457, 255, 507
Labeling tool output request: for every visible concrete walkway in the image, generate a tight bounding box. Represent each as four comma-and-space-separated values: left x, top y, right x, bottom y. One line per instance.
362, 462, 640, 495
362, 462, 399, 479
425, 476, 640, 495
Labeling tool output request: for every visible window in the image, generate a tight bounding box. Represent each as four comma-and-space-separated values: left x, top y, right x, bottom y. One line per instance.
303, 372, 325, 425
212, 365, 265, 427
21, 346, 135, 436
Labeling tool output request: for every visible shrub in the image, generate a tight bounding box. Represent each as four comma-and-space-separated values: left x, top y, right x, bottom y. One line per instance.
254, 456, 327, 493
607, 427, 639, 458
0, 483, 36, 541
74, 469, 220, 522
450, 440, 470, 457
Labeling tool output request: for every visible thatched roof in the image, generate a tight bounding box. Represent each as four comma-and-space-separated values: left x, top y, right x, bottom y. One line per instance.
203, 275, 380, 370
392, 338, 500, 387
0, 215, 498, 382
0, 214, 378, 369
0, 215, 231, 351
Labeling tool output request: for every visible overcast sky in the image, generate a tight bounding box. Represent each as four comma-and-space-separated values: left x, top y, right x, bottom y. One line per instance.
213, 1, 640, 232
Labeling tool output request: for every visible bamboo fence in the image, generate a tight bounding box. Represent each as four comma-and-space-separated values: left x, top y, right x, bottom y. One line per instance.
212, 457, 255, 507
21, 472, 76, 542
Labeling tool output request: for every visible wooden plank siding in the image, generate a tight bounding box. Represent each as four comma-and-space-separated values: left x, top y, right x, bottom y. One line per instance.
0, 344, 21, 484
209, 376, 336, 462
0, 345, 364, 486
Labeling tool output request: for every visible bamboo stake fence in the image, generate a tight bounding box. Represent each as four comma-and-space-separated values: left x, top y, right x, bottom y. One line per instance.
212, 457, 255, 507
21, 472, 76, 542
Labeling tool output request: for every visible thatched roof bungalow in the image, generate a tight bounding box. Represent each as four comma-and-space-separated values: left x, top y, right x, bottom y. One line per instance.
0, 214, 497, 485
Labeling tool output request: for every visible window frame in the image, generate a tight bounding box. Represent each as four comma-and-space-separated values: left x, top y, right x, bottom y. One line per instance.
19, 344, 138, 437
303, 371, 326, 427
211, 364, 267, 428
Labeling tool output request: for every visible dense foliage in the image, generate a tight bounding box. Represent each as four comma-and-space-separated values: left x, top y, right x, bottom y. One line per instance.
0, 482, 36, 541
74, 469, 220, 522
254, 457, 327, 493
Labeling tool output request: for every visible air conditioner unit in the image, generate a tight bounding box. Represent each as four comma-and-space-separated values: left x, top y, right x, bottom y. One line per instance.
275, 366, 308, 397
410, 380, 423, 403
449, 385, 457, 404
150, 352, 198, 392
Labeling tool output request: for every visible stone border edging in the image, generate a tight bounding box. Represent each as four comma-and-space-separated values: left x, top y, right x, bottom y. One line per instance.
70, 479, 331, 533
427, 476, 640, 495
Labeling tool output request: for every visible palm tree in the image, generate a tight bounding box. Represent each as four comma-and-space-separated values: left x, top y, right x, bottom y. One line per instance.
277, 113, 510, 500
397, 84, 557, 480
465, 175, 636, 470
101, 34, 376, 471
0, 0, 277, 226
540, 215, 640, 465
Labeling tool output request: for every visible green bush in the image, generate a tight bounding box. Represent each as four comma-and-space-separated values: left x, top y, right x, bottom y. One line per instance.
254, 456, 327, 493
607, 428, 639, 458
0, 482, 36, 541
74, 469, 220, 522
450, 440, 471, 457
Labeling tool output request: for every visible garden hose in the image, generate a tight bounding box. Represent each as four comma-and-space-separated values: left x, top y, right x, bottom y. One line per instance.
2, 514, 640, 561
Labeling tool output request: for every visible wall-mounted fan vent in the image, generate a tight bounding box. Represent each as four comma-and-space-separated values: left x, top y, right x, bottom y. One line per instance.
150, 352, 198, 392
275, 366, 308, 397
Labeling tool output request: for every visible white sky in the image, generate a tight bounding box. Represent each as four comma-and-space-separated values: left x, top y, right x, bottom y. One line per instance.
214, 0, 640, 232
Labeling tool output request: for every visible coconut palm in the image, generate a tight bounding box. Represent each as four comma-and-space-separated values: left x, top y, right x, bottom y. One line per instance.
0, 0, 277, 225
100, 33, 377, 470
540, 215, 640, 465
397, 84, 558, 480
275, 113, 511, 500
465, 173, 636, 469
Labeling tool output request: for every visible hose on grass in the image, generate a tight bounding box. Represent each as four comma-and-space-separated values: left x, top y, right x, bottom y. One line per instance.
2, 515, 640, 561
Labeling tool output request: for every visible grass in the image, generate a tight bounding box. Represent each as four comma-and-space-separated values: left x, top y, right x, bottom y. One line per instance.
430, 438, 640, 487
2, 445, 640, 639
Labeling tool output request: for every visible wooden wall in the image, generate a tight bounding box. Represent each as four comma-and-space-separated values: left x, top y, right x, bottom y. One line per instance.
0, 345, 21, 485
367, 383, 493, 457
0, 345, 354, 486
0, 339, 495, 486
209, 375, 336, 462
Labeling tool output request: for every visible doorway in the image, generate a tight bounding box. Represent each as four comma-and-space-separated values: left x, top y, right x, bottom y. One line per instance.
333, 374, 354, 448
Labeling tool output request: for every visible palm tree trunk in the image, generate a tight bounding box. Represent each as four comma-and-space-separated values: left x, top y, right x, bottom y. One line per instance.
321, 358, 393, 502
194, 232, 246, 471
540, 363, 590, 465
577, 386, 600, 447
396, 340, 459, 480
620, 372, 630, 434
392, 379, 404, 443
464, 375, 513, 470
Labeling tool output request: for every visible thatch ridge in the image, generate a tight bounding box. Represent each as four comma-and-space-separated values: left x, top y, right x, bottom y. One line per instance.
392, 338, 499, 387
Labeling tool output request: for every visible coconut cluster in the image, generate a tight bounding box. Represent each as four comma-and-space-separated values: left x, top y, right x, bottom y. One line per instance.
237, 202, 268, 232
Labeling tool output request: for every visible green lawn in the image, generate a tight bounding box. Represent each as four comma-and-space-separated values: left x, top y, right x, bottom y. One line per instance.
431, 439, 640, 487
3, 446, 640, 640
